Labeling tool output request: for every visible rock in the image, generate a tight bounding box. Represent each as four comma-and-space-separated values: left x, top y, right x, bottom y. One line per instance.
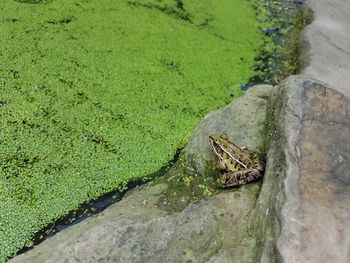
11, 183, 262, 263
9, 85, 274, 263
251, 76, 350, 263
300, 0, 350, 97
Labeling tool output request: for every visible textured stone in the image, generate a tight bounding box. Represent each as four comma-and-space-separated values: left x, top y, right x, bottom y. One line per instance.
300, 0, 350, 97
9, 173, 259, 263
254, 76, 350, 263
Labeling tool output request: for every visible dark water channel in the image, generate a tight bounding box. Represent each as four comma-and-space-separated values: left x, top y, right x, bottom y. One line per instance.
241, 0, 308, 90
17, 149, 181, 255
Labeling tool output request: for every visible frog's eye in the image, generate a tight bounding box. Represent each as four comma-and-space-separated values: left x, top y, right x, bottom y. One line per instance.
216, 147, 222, 154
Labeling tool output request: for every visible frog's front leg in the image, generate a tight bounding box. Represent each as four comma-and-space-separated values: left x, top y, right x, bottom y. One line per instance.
220, 169, 262, 188
216, 159, 227, 171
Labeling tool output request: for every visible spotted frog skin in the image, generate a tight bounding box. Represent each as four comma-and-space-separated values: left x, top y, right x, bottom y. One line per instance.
209, 134, 264, 188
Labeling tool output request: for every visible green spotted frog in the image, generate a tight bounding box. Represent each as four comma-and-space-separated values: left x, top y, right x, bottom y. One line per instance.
209, 134, 264, 188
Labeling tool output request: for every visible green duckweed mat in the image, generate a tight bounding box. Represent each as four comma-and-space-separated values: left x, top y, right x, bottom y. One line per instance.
0, 0, 264, 260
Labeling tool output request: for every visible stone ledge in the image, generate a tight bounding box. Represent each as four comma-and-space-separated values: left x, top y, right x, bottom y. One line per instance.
275, 76, 350, 263
234, 76, 350, 263
300, 0, 350, 97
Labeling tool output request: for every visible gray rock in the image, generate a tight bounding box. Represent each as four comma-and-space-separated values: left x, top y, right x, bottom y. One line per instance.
9, 174, 260, 263
300, 0, 350, 97
252, 76, 350, 263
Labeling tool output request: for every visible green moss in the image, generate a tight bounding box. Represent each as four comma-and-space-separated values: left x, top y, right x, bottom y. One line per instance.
153, 154, 220, 213
0, 0, 264, 260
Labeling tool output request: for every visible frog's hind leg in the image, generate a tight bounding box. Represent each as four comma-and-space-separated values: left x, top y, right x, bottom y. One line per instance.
238, 169, 263, 186
220, 172, 239, 188
220, 169, 262, 188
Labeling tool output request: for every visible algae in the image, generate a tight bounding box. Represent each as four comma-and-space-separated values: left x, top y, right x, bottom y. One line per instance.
249, 0, 306, 84
153, 154, 220, 213
0, 0, 265, 260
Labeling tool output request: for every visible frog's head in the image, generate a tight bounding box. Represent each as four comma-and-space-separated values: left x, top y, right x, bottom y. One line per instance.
209, 134, 245, 159
209, 134, 230, 159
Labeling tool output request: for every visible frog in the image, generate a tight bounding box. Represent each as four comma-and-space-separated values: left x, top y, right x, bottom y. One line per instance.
209, 134, 264, 188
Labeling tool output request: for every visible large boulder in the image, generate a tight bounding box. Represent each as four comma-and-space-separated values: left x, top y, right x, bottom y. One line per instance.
300, 0, 350, 97
251, 76, 350, 263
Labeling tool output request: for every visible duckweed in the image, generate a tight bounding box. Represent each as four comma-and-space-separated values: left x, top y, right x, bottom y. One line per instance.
250, 0, 306, 83
1, 0, 266, 260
